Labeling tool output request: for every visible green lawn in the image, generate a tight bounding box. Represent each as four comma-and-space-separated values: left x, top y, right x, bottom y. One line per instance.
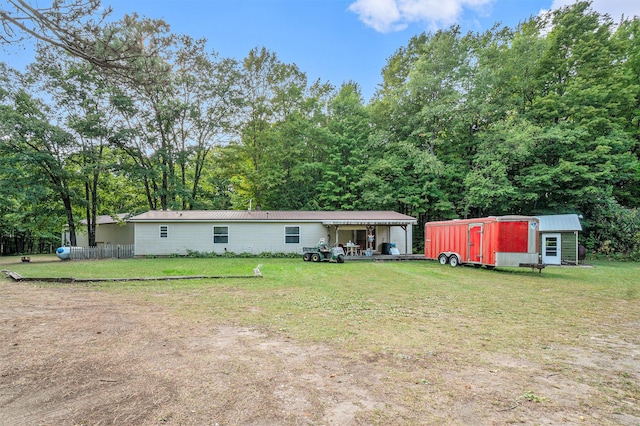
2, 255, 639, 422
3, 256, 638, 357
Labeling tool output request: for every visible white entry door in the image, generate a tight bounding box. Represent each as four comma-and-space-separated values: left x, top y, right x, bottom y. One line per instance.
542, 233, 561, 265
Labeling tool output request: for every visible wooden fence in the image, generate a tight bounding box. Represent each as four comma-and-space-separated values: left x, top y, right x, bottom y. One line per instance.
69, 244, 135, 260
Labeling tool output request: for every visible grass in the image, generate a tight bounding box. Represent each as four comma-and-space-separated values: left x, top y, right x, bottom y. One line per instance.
3, 255, 638, 359
3, 255, 639, 421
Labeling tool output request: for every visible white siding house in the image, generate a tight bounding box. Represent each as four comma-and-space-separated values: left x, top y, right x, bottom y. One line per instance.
68, 214, 134, 247
130, 210, 417, 257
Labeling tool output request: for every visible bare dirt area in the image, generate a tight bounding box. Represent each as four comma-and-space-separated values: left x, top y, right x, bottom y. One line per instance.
1, 279, 639, 425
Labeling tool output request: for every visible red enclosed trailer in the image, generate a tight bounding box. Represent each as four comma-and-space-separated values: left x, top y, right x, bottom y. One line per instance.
425, 216, 542, 269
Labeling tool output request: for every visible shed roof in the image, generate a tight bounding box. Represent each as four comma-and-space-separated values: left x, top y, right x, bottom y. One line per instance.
536, 214, 582, 232
130, 210, 417, 226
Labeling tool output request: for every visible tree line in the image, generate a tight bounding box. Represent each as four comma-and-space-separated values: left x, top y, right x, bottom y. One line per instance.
1, 1, 639, 257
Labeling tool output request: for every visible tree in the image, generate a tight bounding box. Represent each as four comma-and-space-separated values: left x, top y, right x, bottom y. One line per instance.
0, 87, 79, 245
610, 17, 640, 208
0, 68, 63, 253
1, 0, 170, 81
463, 118, 540, 216
523, 2, 639, 216
368, 27, 475, 221
167, 37, 242, 209
317, 82, 369, 210
106, 19, 181, 211
30, 50, 120, 246
227, 47, 331, 210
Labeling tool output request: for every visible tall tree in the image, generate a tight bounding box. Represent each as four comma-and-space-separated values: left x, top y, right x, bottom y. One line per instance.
1, 0, 170, 81
610, 17, 640, 208
0, 65, 63, 253
30, 51, 118, 246
318, 82, 369, 210
461, 21, 545, 216
228, 47, 328, 209
168, 37, 242, 209
0, 88, 79, 245
368, 27, 475, 221
106, 17, 179, 211
523, 2, 638, 213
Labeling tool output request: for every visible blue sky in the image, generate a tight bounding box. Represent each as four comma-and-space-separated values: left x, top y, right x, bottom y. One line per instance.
2, 0, 640, 101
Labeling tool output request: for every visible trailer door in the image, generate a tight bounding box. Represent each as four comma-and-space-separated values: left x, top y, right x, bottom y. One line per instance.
468, 224, 483, 263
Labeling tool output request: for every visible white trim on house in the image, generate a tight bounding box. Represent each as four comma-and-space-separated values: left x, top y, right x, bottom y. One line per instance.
213, 226, 229, 244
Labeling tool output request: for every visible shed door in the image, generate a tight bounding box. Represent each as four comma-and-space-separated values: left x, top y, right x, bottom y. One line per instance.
542, 233, 561, 265
469, 224, 483, 262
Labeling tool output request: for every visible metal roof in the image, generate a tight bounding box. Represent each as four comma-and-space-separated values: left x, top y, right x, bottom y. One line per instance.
80, 213, 132, 225
536, 214, 582, 232
130, 210, 417, 225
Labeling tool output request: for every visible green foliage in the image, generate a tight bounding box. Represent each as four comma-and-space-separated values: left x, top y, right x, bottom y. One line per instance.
184, 250, 297, 259
582, 197, 640, 259
317, 82, 369, 210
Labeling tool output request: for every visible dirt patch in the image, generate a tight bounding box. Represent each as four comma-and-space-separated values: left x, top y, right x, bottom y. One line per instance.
1, 281, 638, 425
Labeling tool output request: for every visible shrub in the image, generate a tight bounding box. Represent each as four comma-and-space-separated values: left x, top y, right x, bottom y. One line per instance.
582, 197, 640, 260
183, 250, 298, 259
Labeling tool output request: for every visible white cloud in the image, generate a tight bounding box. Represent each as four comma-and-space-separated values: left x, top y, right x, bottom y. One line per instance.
549, 0, 640, 21
348, 0, 494, 33
348, 0, 403, 32
349, 0, 640, 34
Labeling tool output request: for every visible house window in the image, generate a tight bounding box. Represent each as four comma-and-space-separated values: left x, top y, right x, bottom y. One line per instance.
285, 226, 300, 244
159, 225, 168, 238
213, 226, 229, 244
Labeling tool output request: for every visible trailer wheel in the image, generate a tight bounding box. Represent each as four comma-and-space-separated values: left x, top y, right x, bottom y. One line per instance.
448, 255, 459, 267
336, 254, 345, 263
311, 253, 321, 262
438, 254, 449, 265
303, 253, 311, 261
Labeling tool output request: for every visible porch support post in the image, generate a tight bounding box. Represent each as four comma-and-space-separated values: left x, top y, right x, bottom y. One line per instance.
366, 225, 375, 252
401, 225, 408, 254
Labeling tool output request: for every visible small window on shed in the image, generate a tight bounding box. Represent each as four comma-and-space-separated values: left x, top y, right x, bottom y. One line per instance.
159, 225, 169, 238
213, 226, 229, 244
545, 236, 558, 256
285, 226, 300, 244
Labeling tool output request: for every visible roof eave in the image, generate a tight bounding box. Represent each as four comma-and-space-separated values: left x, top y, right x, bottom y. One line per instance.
130, 218, 417, 225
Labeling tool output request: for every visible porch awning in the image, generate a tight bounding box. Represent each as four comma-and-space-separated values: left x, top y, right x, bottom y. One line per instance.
321, 220, 416, 226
